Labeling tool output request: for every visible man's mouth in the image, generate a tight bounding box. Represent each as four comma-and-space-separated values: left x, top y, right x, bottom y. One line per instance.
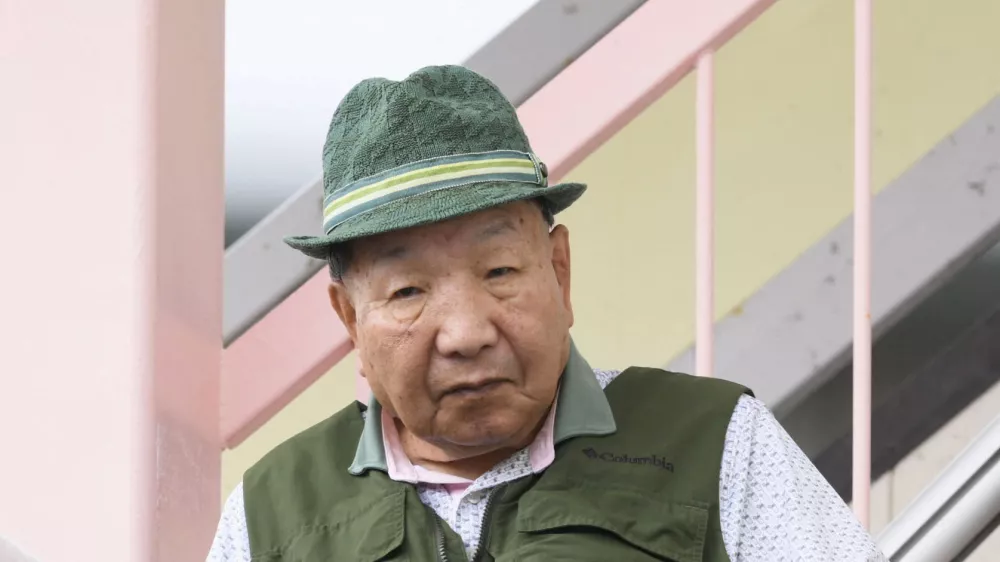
443, 378, 508, 397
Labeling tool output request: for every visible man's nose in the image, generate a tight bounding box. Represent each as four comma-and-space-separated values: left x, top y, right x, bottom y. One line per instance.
433, 287, 500, 358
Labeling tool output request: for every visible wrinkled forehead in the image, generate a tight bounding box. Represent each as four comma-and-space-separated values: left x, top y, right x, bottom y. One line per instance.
352, 201, 547, 267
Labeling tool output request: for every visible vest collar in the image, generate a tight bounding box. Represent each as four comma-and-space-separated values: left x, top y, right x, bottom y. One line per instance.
348, 341, 616, 475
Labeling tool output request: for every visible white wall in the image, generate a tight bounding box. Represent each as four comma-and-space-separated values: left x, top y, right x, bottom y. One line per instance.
224, 0, 538, 242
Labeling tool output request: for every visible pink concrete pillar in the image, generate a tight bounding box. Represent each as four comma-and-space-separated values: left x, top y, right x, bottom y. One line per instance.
0, 1, 224, 561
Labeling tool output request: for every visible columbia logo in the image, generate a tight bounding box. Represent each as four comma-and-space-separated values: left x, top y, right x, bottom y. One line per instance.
582, 448, 674, 472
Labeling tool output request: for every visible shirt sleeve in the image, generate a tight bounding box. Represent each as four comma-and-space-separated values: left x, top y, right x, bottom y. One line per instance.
206, 482, 252, 562
719, 394, 888, 562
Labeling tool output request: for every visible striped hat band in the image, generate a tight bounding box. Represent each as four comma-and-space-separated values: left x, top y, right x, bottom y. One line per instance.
322, 150, 547, 235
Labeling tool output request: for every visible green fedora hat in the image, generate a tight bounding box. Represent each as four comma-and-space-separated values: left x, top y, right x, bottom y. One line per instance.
284, 65, 587, 260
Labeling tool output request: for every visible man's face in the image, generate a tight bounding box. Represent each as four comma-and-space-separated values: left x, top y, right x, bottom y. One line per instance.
329, 201, 574, 457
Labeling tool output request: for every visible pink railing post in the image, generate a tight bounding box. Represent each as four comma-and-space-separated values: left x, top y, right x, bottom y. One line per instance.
853, 0, 874, 529
221, 273, 353, 448
696, 51, 716, 378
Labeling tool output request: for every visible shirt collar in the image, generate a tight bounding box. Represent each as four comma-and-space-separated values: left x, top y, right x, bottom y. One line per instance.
348, 341, 616, 475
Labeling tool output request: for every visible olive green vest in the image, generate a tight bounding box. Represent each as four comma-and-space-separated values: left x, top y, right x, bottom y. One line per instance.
243, 368, 750, 561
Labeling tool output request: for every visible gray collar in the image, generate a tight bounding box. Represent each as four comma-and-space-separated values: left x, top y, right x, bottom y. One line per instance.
348, 341, 617, 475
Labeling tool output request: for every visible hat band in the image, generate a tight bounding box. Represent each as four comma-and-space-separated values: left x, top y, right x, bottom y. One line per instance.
322, 150, 545, 235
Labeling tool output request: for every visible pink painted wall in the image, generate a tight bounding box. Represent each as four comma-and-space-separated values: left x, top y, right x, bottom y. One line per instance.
0, 1, 224, 560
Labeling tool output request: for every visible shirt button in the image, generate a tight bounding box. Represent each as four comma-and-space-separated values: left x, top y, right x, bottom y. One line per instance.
467, 493, 481, 505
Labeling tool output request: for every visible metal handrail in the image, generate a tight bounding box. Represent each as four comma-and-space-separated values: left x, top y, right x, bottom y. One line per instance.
877, 413, 1000, 561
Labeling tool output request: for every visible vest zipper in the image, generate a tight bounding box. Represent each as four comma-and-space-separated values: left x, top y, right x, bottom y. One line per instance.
469, 487, 501, 562
435, 517, 449, 562
434, 486, 503, 562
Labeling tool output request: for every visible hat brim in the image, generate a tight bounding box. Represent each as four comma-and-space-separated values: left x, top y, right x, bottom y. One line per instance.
284, 180, 586, 260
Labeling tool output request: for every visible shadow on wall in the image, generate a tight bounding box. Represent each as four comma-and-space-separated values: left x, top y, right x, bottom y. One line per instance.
0, 537, 38, 562
786, 239, 1000, 502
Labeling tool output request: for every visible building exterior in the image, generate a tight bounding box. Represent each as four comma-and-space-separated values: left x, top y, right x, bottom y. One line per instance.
2, 0, 998, 560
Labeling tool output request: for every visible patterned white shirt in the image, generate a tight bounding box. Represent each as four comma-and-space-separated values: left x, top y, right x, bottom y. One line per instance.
207, 368, 886, 561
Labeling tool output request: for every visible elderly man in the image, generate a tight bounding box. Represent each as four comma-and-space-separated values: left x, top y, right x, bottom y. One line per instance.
208, 66, 886, 561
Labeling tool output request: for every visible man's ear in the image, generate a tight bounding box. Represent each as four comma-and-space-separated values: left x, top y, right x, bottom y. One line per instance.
328, 282, 359, 344
548, 224, 573, 326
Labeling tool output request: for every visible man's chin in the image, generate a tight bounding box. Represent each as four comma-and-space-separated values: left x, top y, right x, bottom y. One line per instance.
435, 414, 530, 451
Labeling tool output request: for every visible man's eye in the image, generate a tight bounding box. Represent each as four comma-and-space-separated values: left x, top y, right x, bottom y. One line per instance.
487, 267, 514, 279
392, 287, 422, 299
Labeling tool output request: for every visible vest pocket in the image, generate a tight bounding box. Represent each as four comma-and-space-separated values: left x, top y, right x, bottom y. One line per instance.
264, 488, 407, 561
512, 486, 709, 561
353, 489, 408, 561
